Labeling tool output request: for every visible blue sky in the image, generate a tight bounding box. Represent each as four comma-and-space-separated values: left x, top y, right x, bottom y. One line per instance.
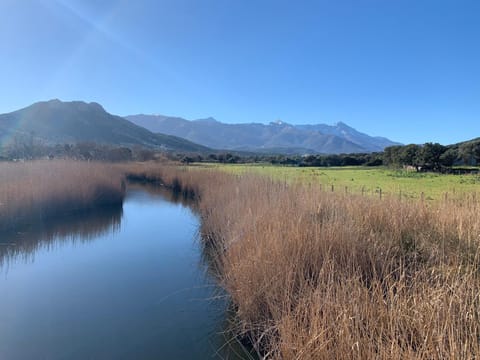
0, 0, 479, 145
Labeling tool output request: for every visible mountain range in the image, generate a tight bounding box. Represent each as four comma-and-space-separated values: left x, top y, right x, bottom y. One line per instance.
0, 100, 209, 152
0, 99, 401, 155
126, 115, 400, 154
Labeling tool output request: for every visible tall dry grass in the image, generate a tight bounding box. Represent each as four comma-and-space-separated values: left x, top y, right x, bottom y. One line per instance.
2, 160, 478, 358
0, 160, 125, 232
126, 164, 480, 359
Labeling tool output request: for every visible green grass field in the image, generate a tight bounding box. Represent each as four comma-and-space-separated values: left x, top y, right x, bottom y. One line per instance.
194, 163, 480, 201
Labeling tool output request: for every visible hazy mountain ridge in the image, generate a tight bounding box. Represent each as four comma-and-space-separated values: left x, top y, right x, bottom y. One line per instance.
0, 100, 209, 152
126, 114, 400, 154
0, 100, 401, 155
297, 122, 397, 151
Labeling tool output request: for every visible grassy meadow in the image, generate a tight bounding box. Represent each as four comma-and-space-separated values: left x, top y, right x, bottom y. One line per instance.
2, 160, 480, 358
196, 163, 480, 201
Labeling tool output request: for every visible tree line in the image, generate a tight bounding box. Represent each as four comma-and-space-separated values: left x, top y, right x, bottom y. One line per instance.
2, 133, 479, 171
383, 140, 480, 170
193, 140, 480, 170
0, 136, 160, 162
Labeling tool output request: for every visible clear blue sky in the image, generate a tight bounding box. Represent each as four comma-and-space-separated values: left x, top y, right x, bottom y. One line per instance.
0, 0, 479, 145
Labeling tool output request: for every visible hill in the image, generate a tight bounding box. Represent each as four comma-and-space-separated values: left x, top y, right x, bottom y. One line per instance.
0, 100, 209, 152
126, 114, 400, 154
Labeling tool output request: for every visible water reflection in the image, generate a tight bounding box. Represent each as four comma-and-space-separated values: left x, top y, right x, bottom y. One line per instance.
131, 183, 257, 359
0, 184, 253, 359
126, 181, 195, 207
0, 205, 122, 268
0, 183, 189, 269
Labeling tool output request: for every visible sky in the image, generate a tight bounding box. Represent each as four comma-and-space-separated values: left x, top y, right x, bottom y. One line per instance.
0, 0, 479, 145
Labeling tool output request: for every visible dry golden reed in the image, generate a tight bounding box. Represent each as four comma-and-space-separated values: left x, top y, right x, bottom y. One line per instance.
0, 160, 125, 231
2, 160, 479, 359
127, 164, 480, 359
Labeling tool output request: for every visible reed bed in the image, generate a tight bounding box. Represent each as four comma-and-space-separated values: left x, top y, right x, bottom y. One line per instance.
0, 160, 125, 232
125, 164, 480, 359
2, 161, 479, 358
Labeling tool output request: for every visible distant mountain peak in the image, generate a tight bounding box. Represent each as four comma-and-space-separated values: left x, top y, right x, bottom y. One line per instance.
270, 120, 290, 126
335, 121, 352, 128
0, 99, 209, 152
46, 98, 62, 104
194, 117, 218, 123
126, 113, 401, 154
35, 99, 106, 113
87, 101, 105, 112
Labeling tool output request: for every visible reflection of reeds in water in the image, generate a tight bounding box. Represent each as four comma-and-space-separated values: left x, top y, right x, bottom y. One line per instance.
126, 181, 196, 208
0, 204, 122, 268
0, 160, 125, 232
127, 179, 252, 359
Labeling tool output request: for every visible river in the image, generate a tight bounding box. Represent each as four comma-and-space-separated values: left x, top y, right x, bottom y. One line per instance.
0, 185, 251, 359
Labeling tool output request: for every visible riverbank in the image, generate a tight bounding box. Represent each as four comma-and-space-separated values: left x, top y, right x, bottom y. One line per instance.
1, 160, 479, 358
126, 163, 480, 359
0, 182, 236, 359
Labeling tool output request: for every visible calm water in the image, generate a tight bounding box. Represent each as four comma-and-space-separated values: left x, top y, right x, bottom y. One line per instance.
0, 186, 248, 359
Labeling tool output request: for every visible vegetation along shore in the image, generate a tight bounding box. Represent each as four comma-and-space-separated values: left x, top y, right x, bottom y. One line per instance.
2, 160, 480, 359
0, 161, 125, 232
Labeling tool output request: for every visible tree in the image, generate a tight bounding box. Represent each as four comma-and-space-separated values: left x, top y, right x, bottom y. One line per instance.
383, 145, 403, 166
76, 142, 97, 160
134, 148, 156, 161
439, 148, 458, 167
207, 153, 218, 162
419, 143, 446, 169
341, 156, 362, 166
107, 147, 133, 162
324, 155, 342, 166
399, 144, 421, 168
460, 141, 480, 165
181, 156, 195, 164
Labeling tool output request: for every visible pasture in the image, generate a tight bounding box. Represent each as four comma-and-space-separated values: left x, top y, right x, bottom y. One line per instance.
196, 163, 480, 201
